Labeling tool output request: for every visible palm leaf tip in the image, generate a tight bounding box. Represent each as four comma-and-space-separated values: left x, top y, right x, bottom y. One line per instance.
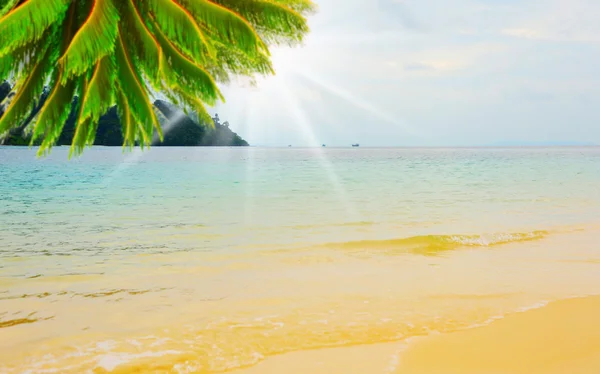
0, 0, 317, 156
58, 0, 120, 81
0, 0, 71, 55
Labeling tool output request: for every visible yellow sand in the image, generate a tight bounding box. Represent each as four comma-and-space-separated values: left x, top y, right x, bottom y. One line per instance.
230, 296, 600, 374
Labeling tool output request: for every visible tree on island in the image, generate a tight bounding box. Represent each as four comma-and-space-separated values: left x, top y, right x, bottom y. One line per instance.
0, 84, 249, 147
0, 0, 315, 156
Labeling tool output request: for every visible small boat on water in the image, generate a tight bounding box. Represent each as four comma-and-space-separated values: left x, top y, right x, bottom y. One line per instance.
322, 144, 326, 147
352, 143, 360, 147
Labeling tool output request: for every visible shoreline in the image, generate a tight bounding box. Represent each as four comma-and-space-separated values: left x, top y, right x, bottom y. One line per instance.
229, 295, 600, 374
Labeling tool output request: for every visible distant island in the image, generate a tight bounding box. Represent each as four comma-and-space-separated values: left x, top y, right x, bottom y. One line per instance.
0, 81, 248, 147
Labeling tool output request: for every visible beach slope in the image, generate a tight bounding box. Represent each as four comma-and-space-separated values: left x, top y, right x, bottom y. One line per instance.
230, 296, 600, 374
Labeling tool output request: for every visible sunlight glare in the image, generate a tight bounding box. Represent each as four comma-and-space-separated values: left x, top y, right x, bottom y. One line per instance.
276, 79, 361, 222
103, 109, 190, 186
295, 71, 420, 138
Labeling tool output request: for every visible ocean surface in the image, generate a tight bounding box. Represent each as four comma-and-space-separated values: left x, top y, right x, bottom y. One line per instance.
1, 146, 599, 373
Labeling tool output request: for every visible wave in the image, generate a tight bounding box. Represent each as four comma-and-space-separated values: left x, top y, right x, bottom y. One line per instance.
319, 230, 549, 255
0, 296, 560, 373
288, 221, 376, 230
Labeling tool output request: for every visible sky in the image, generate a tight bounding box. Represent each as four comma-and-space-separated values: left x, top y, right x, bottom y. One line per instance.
215, 0, 600, 147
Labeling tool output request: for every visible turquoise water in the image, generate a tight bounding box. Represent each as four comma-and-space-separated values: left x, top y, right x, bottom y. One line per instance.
1, 146, 600, 373
2, 146, 599, 258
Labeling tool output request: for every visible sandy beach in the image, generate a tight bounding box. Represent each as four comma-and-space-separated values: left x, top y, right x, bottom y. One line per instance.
2, 0, 600, 369
2, 148, 600, 373
231, 295, 600, 374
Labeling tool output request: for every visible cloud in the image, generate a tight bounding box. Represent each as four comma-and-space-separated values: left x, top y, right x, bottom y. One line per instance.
215, 0, 600, 146
403, 62, 435, 71
501, 27, 600, 43
375, 0, 425, 32
501, 28, 545, 40
497, 0, 600, 43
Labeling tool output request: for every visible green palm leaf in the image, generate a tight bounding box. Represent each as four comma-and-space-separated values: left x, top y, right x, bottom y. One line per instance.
213, 0, 312, 44
78, 55, 116, 127
0, 27, 55, 83
147, 0, 214, 63
0, 0, 69, 56
177, 0, 266, 58
114, 30, 161, 147
32, 77, 78, 155
67, 54, 117, 155
119, 0, 162, 89
0, 47, 55, 136
152, 18, 223, 105
59, 0, 119, 81
116, 88, 137, 148
0, 0, 316, 156
0, 0, 19, 18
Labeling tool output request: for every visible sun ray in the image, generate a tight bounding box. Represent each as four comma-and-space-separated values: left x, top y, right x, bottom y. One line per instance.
241, 97, 256, 226
152, 109, 189, 144
103, 108, 191, 186
102, 147, 145, 188
275, 78, 361, 223
293, 70, 421, 139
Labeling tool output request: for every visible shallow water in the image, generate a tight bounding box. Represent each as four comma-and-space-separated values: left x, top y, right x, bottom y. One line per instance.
1, 146, 599, 372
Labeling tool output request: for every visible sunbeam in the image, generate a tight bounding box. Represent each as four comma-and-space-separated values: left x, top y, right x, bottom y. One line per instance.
101, 147, 145, 188
102, 109, 191, 187
276, 78, 361, 223
242, 94, 257, 226
293, 70, 421, 139
152, 110, 190, 145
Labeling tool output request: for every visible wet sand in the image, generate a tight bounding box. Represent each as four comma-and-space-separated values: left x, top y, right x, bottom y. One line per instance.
230, 295, 600, 374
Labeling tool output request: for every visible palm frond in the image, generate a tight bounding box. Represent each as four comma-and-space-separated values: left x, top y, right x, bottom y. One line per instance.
116, 88, 137, 148
152, 18, 223, 105
78, 55, 116, 126
206, 40, 274, 83
0, 0, 19, 18
69, 76, 91, 156
0, 48, 55, 137
0, 12, 62, 83
0, 0, 316, 155
0, 0, 69, 56
146, 0, 214, 63
59, 0, 119, 81
177, 0, 266, 58
273, 0, 317, 13
119, 0, 162, 88
114, 30, 160, 146
172, 85, 214, 126
213, 0, 312, 44
32, 77, 78, 155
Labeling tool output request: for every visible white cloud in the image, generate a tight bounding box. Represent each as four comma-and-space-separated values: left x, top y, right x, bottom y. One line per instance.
498, 0, 600, 43
215, 0, 600, 146
501, 28, 545, 40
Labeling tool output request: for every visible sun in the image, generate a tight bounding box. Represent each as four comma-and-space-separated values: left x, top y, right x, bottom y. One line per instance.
270, 45, 310, 78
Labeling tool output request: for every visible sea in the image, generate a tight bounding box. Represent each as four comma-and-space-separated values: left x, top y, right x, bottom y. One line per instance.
1, 146, 599, 373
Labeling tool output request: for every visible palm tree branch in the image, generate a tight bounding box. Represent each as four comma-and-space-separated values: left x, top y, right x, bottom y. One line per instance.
114, 29, 161, 145
0, 0, 19, 18
146, 0, 215, 63
69, 75, 92, 157
59, 0, 119, 82
0, 0, 70, 56
177, 0, 267, 58
151, 16, 223, 105
212, 0, 311, 44
119, 0, 163, 89
0, 45, 56, 137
